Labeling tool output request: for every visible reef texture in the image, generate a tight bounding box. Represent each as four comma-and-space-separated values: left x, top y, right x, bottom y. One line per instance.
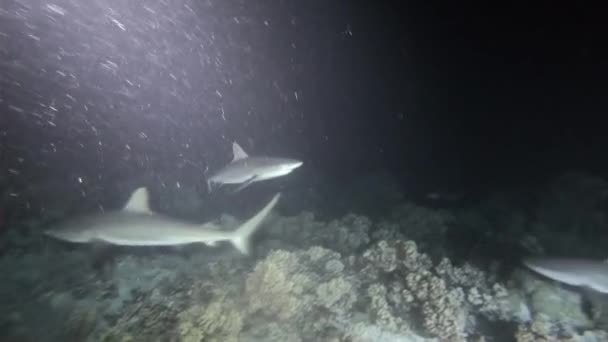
2, 172, 608, 341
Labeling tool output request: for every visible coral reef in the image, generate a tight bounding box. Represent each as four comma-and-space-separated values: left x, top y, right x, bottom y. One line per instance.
514, 314, 608, 342
244, 246, 358, 339
177, 291, 243, 342
3, 172, 608, 341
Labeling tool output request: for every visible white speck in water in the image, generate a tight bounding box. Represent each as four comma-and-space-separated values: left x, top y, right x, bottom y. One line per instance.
343, 24, 353, 36
101, 60, 118, 71
28, 34, 40, 41
46, 4, 66, 16
176, 181, 181, 189
294, 91, 299, 101
125, 144, 131, 150
143, 6, 155, 14
47, 121, 56, 127
77, 177, 83, 183
215, 90, 222, 98
138, 132, 148, 139
8, 168, 20, 175
8, 105, 24, 113
109, 17, 126, 31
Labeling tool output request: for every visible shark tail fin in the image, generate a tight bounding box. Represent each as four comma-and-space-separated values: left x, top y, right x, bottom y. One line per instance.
231, 193, 281, 254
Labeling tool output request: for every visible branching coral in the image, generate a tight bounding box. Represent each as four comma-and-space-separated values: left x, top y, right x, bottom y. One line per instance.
244, 246, 359, 339
361, 240, 466, 339
177, 292, 243, 342
360, 239, 518, 340
367, 283, 409, 333
515, 314, 608, 342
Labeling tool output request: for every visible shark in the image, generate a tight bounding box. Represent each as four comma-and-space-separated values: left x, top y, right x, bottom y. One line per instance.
523, 257, 608, 294
207, 141, 303, 193
44, 187, 281, 255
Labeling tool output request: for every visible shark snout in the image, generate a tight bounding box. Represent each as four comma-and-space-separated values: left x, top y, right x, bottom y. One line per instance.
288, 160, 303, 169
278, 160, 303, 175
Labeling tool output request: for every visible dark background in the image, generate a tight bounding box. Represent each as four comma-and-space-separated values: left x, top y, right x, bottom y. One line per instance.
1, 0, 607, 218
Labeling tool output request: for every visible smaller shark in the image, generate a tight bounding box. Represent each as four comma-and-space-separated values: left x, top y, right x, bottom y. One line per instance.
523, 257, 608, 294
207, 141, 303, 193
44, 187, 281, 254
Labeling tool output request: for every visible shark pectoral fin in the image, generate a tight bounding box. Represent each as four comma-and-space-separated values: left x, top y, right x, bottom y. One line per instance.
231, 176, 257, 193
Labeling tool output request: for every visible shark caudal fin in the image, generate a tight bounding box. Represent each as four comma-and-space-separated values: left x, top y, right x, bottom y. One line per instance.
231, 193, 281, 254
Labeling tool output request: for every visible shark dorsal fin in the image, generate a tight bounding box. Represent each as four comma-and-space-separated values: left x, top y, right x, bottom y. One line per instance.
232, 142, 248, 161
123, 187, 152, 213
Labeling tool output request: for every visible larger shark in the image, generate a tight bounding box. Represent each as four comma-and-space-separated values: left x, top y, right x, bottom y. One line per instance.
523, 257, 608, 294
44, 187, 280, 255
207, 142, 303, 193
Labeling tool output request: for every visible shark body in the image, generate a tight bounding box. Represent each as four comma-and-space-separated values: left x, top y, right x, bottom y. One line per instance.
207, 142, 302, 192
523, 257, 608, 294
44, 187, 280, 254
